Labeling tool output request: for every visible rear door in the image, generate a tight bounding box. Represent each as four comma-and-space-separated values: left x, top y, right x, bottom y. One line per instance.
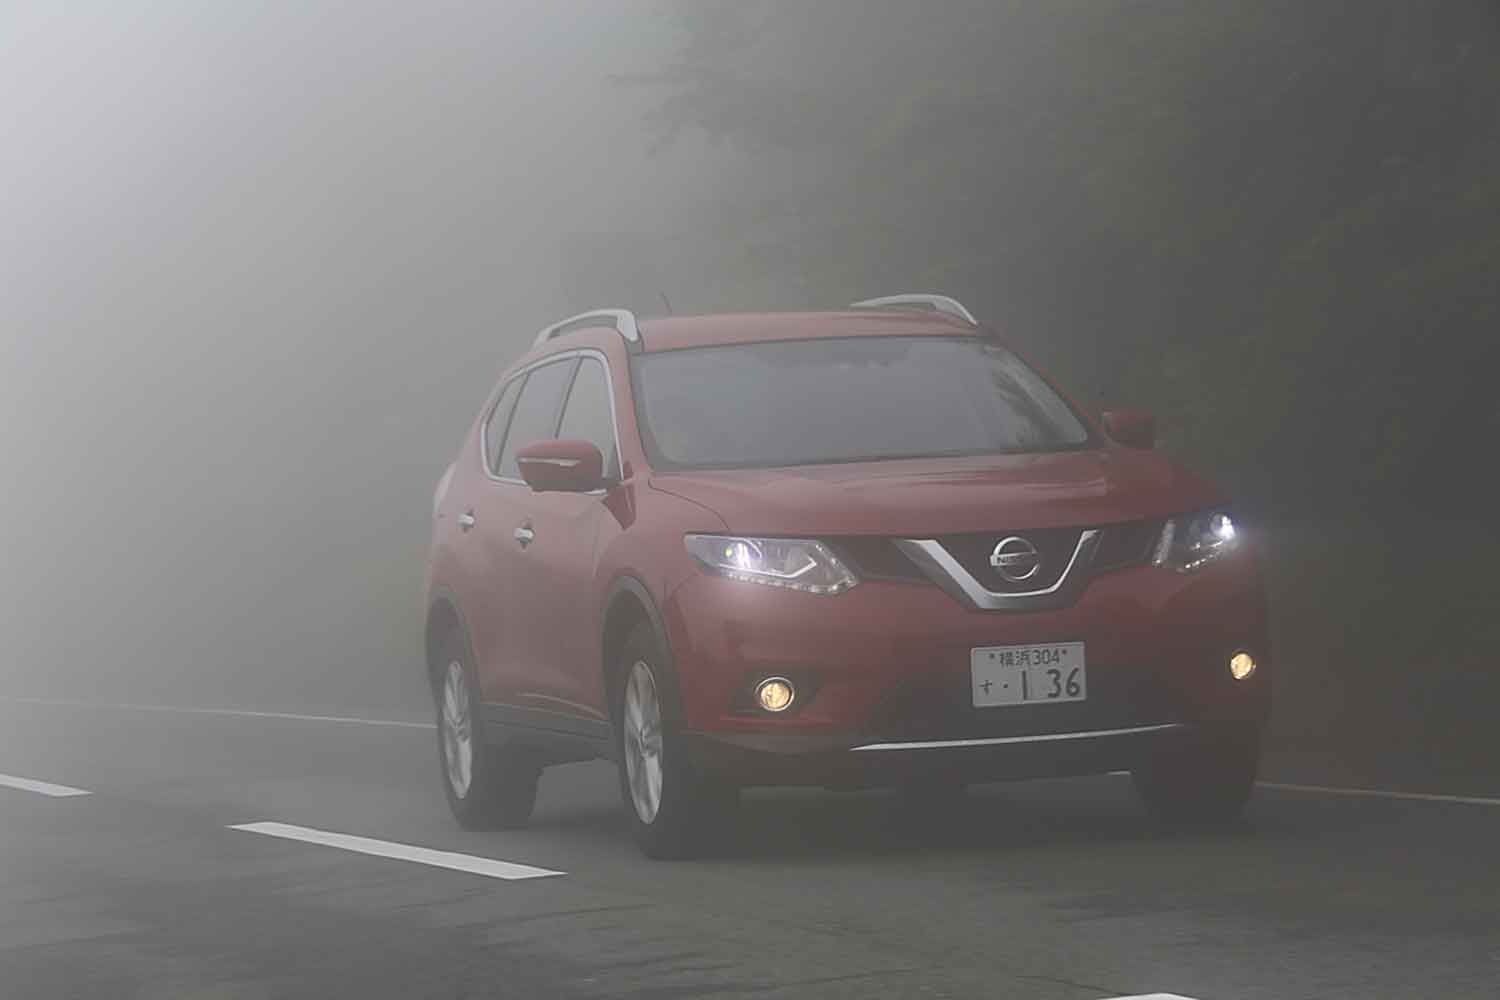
453, 373, 523, 704
505, 354, 619, 726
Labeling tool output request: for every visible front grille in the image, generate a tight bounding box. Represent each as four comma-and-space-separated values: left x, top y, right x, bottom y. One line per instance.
935, 527, 1082, 594
1093, 519, 1164, 573
824, 537, 929, 584
832, 518, 1162, 599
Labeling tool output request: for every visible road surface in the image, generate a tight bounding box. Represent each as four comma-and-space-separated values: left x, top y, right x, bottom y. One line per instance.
1, 697, 1496, 998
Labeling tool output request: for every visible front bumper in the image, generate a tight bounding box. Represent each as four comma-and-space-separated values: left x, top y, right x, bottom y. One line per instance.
662, 550, 1271, 786
684, 722, 1238, 787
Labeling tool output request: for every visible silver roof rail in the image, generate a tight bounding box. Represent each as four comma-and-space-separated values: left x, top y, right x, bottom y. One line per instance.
849, 294, 977, 326
532, 308, 640, 349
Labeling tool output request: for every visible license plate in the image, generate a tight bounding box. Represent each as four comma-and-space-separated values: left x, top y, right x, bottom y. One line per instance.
971, 642, 1087, 707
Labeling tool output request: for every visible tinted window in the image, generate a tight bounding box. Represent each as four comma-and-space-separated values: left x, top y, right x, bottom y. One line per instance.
497, 360, 575, 478
634, 336, 1090, 470
557, 358, 619, 477
482, 378, 522, 474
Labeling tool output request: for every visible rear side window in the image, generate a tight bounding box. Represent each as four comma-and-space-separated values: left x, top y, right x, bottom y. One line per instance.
557, 357, 619, 478
496, 360, 575, 479
482, 378, 522, 474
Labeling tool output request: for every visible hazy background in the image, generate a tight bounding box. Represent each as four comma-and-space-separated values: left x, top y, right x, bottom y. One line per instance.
3, 2, 1497, 778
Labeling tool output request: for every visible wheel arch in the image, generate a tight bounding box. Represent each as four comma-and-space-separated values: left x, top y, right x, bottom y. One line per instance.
600, 576, 684, 724
425, 587, 477, 695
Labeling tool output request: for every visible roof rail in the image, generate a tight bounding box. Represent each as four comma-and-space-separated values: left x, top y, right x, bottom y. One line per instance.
532, 308, 640, 349
849, 294, 977, 326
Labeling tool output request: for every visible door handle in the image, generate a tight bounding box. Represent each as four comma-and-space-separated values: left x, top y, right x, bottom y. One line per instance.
513, 523, 535, 548
458, 510, 476, 532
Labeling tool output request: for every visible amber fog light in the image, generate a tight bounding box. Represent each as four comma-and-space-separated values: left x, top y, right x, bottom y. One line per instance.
755, 677, 796, 712
1229, 651, 1257, 681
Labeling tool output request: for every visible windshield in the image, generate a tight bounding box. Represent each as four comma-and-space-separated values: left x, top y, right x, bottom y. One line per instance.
632, 336, 1092, 470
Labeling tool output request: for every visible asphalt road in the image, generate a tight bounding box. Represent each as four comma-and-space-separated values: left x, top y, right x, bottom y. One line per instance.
2, 698, 1497, 999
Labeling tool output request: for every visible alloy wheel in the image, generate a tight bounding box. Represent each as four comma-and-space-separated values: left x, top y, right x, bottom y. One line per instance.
441, 660, 474, 798
622, 660, 664, 823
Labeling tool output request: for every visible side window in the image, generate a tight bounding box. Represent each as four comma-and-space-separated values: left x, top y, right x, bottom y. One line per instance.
482, 377, 522, 474
496, 360, 575, 479
557, 357, 619, 477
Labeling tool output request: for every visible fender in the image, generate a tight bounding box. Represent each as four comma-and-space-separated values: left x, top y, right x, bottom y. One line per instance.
424, 585, 479, 688
600, 574, 686, 724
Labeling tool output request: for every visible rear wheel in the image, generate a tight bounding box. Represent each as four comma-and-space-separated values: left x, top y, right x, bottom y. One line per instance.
615, 624, 735, 859
434, 634, 538, 830
1133, 725, 1259, 828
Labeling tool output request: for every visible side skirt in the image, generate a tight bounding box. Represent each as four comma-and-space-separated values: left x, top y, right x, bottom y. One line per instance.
481, 704, 614, 764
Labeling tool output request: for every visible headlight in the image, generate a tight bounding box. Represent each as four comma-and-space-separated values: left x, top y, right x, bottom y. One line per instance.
685, 535, 858, 595
1152, 510, 1239, 573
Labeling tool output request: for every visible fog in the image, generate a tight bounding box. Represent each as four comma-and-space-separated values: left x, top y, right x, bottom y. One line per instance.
7, 6, 1500, 996
1, 2, 715, 710
4, 0, 1498, 765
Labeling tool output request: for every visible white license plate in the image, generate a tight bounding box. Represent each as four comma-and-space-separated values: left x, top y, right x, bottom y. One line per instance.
971, 642, 1087, 707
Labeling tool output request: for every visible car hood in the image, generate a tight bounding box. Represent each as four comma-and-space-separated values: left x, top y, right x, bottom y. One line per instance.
649, 449, 1225, 536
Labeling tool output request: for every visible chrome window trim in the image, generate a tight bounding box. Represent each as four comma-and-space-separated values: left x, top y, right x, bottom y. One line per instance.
850, 723, 1184, 752
479, 348, 624, 492
478, 377, 523, 481
894, 530, 1101, 611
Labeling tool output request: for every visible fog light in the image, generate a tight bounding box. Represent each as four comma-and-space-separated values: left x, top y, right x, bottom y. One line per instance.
755, 677, 795, 712
1229, 651, 1257, 681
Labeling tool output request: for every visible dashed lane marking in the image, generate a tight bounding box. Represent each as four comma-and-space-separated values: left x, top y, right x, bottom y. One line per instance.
229, 821, 564, 880
0, 772, 91, 797
8, 698, 1500, 810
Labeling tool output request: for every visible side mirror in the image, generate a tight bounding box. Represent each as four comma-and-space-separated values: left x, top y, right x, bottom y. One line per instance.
515, 439, 606, 493
1102, 409, 1156, 449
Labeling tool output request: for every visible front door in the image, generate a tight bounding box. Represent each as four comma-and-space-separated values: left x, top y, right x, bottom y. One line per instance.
477, 356, 577, 705
503, 355, 620, 725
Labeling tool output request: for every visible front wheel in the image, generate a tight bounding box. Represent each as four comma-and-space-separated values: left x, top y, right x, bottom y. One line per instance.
615, 625, 735, 859
1132, 725, 1260, 828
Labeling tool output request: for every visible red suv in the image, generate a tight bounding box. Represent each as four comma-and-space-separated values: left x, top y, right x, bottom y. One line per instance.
424, 295, 1270, 857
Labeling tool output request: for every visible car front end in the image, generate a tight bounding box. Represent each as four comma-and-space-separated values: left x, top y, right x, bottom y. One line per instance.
658, 506, 1270, 789
628, 323, 1269, 795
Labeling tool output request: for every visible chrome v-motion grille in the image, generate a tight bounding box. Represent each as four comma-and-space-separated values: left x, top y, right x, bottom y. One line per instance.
895, 531, 1101, 611
933, 527, 1083, 594
820, 520, 1163, 609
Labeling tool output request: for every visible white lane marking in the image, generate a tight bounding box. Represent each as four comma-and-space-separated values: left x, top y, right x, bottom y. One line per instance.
1258, 781, 1500, 808
1109, 770, 1500, 809
1103, 995, 1200, 999
0, 772, 91, 797
229, 821, 564, 880
10, 697, 1499, 811
2, 696, 433, 730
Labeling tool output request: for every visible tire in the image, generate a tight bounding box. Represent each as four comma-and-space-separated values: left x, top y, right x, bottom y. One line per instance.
434, 630, 538, 831
613, 623, 735, 859
1132, 724, 1260, 828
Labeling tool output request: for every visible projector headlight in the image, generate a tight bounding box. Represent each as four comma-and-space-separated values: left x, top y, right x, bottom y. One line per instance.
685, 535, 858, 595
1152, 510, 1239, 573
